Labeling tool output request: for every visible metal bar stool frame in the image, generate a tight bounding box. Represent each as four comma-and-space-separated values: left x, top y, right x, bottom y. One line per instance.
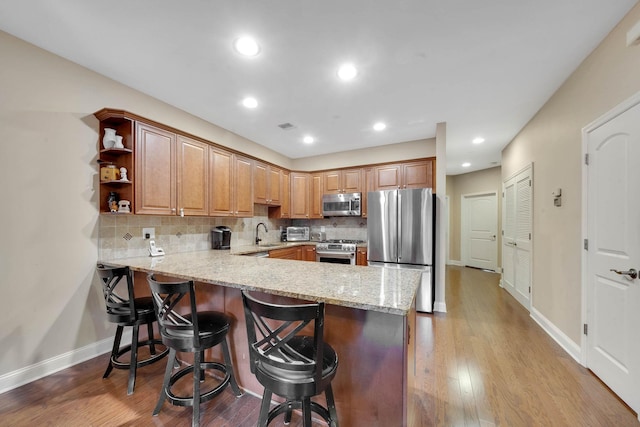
96, 264, 169, 395
147, 274, 241, 427
242, 291, 339, 427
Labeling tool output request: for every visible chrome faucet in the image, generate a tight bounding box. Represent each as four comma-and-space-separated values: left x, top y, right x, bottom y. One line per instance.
255, 222, 268, 245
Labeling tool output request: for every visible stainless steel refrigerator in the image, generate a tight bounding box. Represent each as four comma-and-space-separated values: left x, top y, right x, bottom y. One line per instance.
367, 188, 435, 312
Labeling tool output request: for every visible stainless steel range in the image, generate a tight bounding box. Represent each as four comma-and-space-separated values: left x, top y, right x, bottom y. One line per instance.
315, 240, 364, 265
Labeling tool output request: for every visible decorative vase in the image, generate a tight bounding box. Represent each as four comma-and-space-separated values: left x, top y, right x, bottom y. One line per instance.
102, 128, 117, 149
114, 135, 124, 149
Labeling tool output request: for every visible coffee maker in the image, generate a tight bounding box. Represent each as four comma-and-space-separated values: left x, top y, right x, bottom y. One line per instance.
211, 226, 232, 249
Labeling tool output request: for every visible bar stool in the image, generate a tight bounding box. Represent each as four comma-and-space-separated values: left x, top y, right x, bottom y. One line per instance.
96, 264, 168, 395
147, 274, 241, 427
241, 292, 339, 427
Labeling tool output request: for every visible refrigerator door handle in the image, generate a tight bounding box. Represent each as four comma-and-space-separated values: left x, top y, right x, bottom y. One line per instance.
397, 191, 402, 261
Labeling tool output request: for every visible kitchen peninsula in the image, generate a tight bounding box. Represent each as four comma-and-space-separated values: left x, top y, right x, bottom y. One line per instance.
100, 249, 420, 426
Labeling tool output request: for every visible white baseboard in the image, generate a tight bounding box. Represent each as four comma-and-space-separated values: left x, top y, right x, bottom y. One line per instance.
530, 307, 582, 364
447, 259, 463, 266
434, 301, 447, 313
0, 332, 129, 395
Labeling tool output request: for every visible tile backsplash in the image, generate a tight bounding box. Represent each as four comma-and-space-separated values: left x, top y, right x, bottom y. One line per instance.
99, 206, 368, 260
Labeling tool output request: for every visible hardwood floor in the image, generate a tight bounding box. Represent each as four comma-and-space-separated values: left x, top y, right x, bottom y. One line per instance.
0, 266, 637, 426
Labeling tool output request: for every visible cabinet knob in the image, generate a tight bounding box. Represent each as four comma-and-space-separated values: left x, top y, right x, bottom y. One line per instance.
171, 208, 176, 212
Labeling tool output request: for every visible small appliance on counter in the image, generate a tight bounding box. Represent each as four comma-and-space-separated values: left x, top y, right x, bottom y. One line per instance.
310, 230, 327, 242
286, 226, 310, 242
211, 226, 232, 249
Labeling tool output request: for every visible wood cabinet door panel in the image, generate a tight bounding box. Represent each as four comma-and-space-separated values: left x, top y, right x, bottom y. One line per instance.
177, 136, 208, 216
323, 171, 341, 194
269, 167, 282, 205
135, 123, 176, 215
254, 161, 267, 204
310, 173, 323, 218
374, 164, 401, 190
343, 169, 362, 193
290, 172, 310, 218
209, 147, 233, 216
234, 155, 254, 217
403, 160, 433, 189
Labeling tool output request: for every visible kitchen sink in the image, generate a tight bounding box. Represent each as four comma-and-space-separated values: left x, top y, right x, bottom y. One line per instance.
244, 251, 269, 258
258, 243, 282, 248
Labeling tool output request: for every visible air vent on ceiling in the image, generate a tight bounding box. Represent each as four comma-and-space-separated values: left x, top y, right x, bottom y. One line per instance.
278, 122, 295, 130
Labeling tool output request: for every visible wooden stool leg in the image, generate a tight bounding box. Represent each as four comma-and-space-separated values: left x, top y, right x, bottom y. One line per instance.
147, 320, 157, 355
153, 348, 175, 416
221, 339, 241, 396
193, 350, 201, 427
104, 325, 123, 379
258, 389, 272, 427
325, 385, 339, 427
127, 324, 140, 395
302, 398, 312, 427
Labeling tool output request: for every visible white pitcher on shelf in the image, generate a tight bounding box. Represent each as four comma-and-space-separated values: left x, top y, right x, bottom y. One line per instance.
102, 128, 117, 149
114, 135, 124, 149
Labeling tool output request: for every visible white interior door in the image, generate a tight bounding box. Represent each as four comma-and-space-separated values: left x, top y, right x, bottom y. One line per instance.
462, 192, 497, 271
502, 166, 532, 310
585, 98, 640, 415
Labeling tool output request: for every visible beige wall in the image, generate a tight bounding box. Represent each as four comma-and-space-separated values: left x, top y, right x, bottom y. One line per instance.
501, 2, 640, 345
446, 167, 502, 266
292, 138, 436, 171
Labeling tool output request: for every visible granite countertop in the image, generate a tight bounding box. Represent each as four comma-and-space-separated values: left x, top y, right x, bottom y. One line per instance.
231, 241, 367, 255
99, 249, 419, 315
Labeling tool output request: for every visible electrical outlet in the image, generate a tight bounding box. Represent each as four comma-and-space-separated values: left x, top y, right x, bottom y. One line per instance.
142, 227, 155, 239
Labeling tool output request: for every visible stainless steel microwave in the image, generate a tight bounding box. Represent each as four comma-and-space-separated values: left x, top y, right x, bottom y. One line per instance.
322, 193, 361, 217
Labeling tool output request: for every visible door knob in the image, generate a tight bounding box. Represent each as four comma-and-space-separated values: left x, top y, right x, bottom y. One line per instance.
610, 268, 638, 280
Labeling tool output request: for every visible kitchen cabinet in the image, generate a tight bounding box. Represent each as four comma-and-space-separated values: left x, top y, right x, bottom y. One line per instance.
362, 167, 374, 218
269, 246, 303, 260
254, 161, 282, 205
323, 169, 362, 194
290, 172, 310, 219
135, 123, 209, 216
96, 110, 135, 213
310, 173, 324, 219
177, 135, 209, 216
356, 247, 368, 266
135, 122, 177, 215
303, 245, 317, 262
269, 170, 290, 219
374, 158, 435, 191
209, 147, 254, 217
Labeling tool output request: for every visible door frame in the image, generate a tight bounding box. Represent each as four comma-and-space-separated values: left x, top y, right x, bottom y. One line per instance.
580, 89, 640, 366
461, 191, 498, 271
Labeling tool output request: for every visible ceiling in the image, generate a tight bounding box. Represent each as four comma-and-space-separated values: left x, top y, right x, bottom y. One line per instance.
0, 1, 636, 175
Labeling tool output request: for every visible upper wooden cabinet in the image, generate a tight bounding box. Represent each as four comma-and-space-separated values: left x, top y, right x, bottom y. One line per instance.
323, 169, 362, 194
362, 167, 374, 218
310, 173, 323, 219
177, 135, 209, 216
269, 170, 290, 219
290, 172, 310, 219
210, 147, 253, 217
135, 124, 210, 216
254, 161, 282, 206
135, 122, 177, 215
374, 159, 435, 191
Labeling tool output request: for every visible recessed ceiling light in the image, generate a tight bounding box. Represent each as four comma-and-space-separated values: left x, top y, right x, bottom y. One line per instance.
373, 122, 386, 131
337, 63, 358, 81
462, 162, 471, 168
472, 137, 485, 144
234, 36, 260, 56
303, 136, 314, 144
242, 97, 258, 108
